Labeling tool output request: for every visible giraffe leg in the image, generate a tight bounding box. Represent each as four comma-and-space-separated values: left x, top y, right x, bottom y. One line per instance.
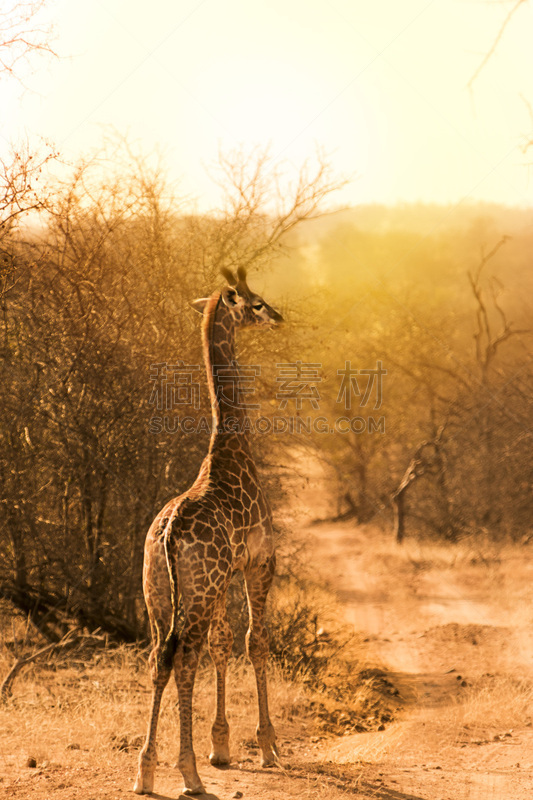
244, 558, 279, 767
173, 629, 207, 796
133, 643, 172, 794
208, 594, 233, 766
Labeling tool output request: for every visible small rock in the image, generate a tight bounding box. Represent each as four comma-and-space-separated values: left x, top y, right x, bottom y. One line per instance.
26, 757, 37, 768
232, 793, 243, 799
66, 743, 81, 751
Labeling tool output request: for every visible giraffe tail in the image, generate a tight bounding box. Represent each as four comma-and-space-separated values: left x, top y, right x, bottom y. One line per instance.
161, 531, 180, 668
160, 629, 179, 669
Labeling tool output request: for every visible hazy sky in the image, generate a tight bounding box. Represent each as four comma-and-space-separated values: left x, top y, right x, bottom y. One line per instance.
2, 0, 533, 211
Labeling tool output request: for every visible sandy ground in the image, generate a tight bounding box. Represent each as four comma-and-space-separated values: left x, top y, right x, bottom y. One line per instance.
3, 515, 533, 800
309, 520, 533, 800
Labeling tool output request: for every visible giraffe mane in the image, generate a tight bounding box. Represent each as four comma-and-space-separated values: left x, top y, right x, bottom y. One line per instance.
202, 291, 223, 430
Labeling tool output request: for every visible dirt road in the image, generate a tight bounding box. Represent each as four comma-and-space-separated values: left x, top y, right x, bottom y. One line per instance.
307, 520, 533, 800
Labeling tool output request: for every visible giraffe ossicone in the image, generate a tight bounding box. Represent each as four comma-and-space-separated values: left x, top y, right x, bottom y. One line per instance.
134, 268, 283, 796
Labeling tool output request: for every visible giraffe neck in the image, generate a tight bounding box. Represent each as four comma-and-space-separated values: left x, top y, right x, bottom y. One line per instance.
202, 292, 251, 446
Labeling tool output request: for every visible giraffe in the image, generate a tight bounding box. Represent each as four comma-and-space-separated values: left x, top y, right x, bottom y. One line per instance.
134, 266, 283, 796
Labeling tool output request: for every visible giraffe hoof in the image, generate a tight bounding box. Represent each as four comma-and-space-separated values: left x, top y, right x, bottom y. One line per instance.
133, 773, 154, 794
209, 746, 230, 767
261, 756, 279, 768
261, 741, 280, 768
182, 784, 205, 796
209, 754, 230, 767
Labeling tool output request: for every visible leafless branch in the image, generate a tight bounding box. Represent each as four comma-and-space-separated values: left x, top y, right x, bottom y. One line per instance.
467, 236, 529, 377
1, 630, 104, 701
206, 146, 346, 277
467, 0, 528, 90
0, 1, 57, 80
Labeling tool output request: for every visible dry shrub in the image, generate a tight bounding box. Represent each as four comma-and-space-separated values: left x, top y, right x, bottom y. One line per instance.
265, 574, 400, 735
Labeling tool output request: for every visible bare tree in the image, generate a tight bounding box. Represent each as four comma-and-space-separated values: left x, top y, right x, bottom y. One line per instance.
389, 235, 532, 542
206, 146, 346, 279
392, 426, 447, 544
0, 0, 56, 80
0, 140, 343, 643
0, 2, 58, 299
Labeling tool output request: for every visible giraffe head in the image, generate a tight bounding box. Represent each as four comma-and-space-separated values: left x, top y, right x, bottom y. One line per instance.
192, 267, 284, 328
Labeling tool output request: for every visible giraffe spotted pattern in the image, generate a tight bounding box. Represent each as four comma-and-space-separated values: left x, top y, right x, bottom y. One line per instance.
134, 267, 283, 796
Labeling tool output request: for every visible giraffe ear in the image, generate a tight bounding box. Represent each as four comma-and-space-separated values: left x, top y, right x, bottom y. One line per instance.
221, 287, 239, 308
190, 297, 208, 314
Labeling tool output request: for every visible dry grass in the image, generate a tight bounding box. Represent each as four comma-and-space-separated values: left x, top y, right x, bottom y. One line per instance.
1, 646, 144, 767
0, 645, 311, 770
0, 620, 389, 764
1, 641, 359, 799
448, 673, 533, 737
